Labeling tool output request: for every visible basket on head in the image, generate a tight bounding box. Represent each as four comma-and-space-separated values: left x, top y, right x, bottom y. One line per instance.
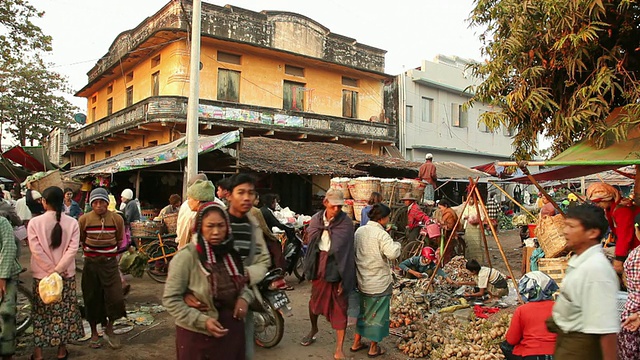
353, 200, 368, 222
538, 256, 569, 286
342, 199, 355, 220
535, 214, 567, 258
348, 177, 381, 201
380, 179, 397, 203
330, 177, 352, 199
163, 213, 178, 234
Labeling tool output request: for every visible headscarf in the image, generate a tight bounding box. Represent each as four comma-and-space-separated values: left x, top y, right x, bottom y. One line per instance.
518, 271, 559, 302
192, 202, 244, 297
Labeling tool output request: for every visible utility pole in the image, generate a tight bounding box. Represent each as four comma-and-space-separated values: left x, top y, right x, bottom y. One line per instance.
185, 0, 202, 184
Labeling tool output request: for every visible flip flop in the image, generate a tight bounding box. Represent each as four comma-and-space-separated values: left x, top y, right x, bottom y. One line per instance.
300, 334, 317, 346
89, 339, 102, 349
349, 343, 369, 352
368, 345, 386, 358
104, 333, 122, 349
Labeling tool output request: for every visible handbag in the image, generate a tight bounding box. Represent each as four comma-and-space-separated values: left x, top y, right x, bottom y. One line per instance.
39, 272, 63, 304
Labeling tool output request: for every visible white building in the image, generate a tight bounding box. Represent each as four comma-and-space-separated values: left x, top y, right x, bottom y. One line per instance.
398, 55, 515, 167
46, 127, 71, 166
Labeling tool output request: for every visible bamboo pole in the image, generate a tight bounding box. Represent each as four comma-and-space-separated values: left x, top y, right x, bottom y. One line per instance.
473, 186, 523, 304
518, 163, 565, 216
423, 178, 478, 294
488, 180, 536, 218
473, 192, 492, 268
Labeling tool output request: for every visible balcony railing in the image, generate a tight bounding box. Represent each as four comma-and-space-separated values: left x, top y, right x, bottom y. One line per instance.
68, 96, 397, 148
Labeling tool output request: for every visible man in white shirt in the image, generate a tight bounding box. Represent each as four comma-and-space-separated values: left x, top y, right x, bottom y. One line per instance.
550, 204, 619, 359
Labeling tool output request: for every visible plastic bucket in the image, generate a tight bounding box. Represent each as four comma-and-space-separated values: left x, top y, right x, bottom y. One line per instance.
527, 224, 537, 238
426, 223, 441, 239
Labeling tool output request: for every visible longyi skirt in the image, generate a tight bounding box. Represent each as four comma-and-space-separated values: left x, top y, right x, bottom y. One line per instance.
309, 251, 347, 330
33, 276, 84, 347
356, 293, 391, 343
176, 309, 244, 360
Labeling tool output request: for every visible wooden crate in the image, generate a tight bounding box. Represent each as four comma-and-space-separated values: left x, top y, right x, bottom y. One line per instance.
521, 246, 535, 274
538, 256, 569, 286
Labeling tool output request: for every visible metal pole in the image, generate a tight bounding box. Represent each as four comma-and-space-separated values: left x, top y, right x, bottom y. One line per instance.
185, 0, 202, 184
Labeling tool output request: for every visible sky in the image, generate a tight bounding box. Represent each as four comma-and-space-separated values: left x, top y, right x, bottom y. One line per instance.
30, 0, 484, 112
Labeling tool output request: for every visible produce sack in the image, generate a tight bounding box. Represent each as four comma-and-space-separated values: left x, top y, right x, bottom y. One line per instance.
39, 272, 63, 304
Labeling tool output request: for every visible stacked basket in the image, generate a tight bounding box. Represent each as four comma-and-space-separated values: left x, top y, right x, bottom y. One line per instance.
394, 179, 413, 203
380, 179, 397, 204
130, 221, 164, 237
343, 199, 355, 220
163, 213, 178, 234
348, 177, 381, 201
330, 178, 352, 199
536, 214, 569, 284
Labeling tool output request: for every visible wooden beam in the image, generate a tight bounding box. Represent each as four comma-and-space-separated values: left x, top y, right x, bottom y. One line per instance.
263, 130, 274, 136
107, 137, 119, 142
126, 129, 149, 136
297, 133, 307, 139
138, 125, 161, 131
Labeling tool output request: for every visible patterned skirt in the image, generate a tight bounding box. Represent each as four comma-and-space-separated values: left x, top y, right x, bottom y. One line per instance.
619, 327, 640, 360
32, 276, 85, 348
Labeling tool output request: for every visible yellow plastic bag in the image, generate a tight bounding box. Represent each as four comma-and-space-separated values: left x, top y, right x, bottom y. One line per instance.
39, 272, 63, 304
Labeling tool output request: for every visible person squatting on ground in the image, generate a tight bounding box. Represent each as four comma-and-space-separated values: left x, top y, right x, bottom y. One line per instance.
27, 186, 84, 360
350, 203, 401, 357
460, 259, 509, 300
501, 271, 558, 360
164, 202, 253, 360
301, 188, 356, 360
548, 203, 619, 360
399, 247, 455, 285
78, 188, 126, 350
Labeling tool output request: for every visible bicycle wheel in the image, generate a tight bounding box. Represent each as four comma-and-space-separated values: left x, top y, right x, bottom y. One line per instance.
16, 283, 33, 336
146, 240, 178, 283
401, 240, 423, 260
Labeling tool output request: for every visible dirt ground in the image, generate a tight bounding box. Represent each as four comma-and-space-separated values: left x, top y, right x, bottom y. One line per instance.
13, 229, 524, 360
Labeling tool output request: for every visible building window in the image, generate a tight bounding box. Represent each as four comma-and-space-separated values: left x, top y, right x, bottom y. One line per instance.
148, 140, 158, 147
451, 103, 468, 128
479, 110, 490, 133
342, 77, 358, 87
406, 105, 414, 123
104, 150, 111, 158
217, 69, 240, 102
107, 98, 113, 116
342, 90, 358, 118
285, 65, 304, 77
126, 86, 133, 107
151, 54, 161, 67
217, 51, 241, 65
123, 146, 131, 151
91, 95, 97, 104
283, 81, 305, 111
90, 153, 95, 162
91, 107, 96, 121
151, 71, 160, 96
421, 97, 433, 123
107, 84, 113, 94
126, 72, 133, 83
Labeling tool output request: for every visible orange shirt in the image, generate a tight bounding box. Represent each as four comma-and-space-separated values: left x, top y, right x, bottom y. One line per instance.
506, 300, 556, 356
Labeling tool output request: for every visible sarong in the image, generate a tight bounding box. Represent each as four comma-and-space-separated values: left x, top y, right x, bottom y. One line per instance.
356, 293, 391, 342
33, 276, 84, 347
546, 317, 602, 360
81, 256, 126, 324
176, 309, 244, 360
465, 225, 486, 263
309, 251, 347, 330
422, 184, 435, 203
619, 327, 640, 360
0, 277, 16, 356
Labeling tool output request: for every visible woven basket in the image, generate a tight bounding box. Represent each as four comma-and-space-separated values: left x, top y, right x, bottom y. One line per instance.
409, 179, 427, 201
538, 256, 569, 286
330, 177, 352, 199
394, 180, 413, 203
141, 208, 160, 220
380, 179, 396, 203
348, 177, 381, 201
163, 213, 178, 234
535, 214, 567, 258
130, 221, 163, 237
342, 199, 355, 220
353, 200, 368, 222
62, 180, 83, 194
30, 171, 63, 192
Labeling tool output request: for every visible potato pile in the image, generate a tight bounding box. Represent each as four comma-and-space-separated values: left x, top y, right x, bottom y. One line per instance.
389, 288, 428, 328
443, 256, 475, 283
395, 312, 513, 359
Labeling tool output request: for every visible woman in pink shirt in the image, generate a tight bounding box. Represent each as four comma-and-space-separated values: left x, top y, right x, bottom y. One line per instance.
27, 187, 84, 360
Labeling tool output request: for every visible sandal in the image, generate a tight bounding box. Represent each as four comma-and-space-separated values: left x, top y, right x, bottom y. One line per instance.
104, 333, 122, 349
89, 339, 102, 349
368, 345, 386, 358
349, 343, 369, 352
57, 349, 69, 360
300, 334, 317, 346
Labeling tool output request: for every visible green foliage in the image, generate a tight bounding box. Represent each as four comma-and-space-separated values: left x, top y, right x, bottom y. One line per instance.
467, 0, 640, 159
0, 0, 75, 146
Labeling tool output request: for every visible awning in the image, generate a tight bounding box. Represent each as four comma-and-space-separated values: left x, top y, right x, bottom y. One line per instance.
507, 165, 621, 184
0, 159, 30, 181
65, 131, 241, 179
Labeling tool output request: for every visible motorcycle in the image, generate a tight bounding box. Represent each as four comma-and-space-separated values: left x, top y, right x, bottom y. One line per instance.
282, 222, 308, 281
254, 268, 291, 348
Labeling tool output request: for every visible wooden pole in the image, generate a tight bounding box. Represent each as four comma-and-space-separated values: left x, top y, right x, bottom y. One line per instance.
488, 180, 536, 218
423, 178, 478, 293
473, 191, 492, 268
518, 163, 564, 216
473, 185, 523, 304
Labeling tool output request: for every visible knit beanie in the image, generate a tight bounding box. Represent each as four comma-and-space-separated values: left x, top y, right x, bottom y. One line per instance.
89, 188, 110, 205
121, 188, 134, 200
187, 180, 215, 202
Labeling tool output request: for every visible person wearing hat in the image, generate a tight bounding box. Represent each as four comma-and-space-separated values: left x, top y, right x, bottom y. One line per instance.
418, 153, 437, 204
399, 247, 455, 284
14, 189, 41, 225
78, 188, 126, 350
300, 189, 356, 360
119, 188, 140, 224
176, 179, 218, 249
402, 192, 431, 243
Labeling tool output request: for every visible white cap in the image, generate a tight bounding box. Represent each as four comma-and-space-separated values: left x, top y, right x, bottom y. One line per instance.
31, 190, 42, 200
425, 153, 433, 160
121, 188, 134, 200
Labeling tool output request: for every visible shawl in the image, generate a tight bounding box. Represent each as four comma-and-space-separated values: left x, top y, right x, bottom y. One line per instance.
518, 271, 558, 302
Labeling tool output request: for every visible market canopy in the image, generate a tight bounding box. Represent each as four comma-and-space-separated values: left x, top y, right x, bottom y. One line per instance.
0, 159, 30, 181
2, 146, 58, 172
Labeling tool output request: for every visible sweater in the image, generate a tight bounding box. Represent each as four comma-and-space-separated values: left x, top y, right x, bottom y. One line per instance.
163, 243, 254, 336
27, 211, 80, 279
354, 221, 401, 294
505, 300, 556, 356
78, 210, 124, 257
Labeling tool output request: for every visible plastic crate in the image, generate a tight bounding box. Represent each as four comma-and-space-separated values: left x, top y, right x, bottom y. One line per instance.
618, 291, 628, 318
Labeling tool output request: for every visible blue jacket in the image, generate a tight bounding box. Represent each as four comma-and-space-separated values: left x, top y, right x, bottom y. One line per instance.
68, 200, 82, 219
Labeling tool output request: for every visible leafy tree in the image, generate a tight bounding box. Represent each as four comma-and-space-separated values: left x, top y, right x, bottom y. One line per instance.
467, 0, 640, 159
0, 0, 51, 66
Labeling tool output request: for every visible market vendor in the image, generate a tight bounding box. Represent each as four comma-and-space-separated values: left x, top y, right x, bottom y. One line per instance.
158, 194, 181, 218
398, 247, 455, 284
459, 259, 509, 299
402, 193, 430, 242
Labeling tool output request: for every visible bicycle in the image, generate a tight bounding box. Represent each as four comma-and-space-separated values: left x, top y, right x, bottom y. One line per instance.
135, 232, 178, 283
16, 269, 33, 336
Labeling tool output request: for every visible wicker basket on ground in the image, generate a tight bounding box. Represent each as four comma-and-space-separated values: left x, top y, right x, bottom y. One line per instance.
535, 214, 567, 258
162, 213, 178, 234
380, 179, 397, 203
130, 221, 163, 237
408, 179, 427, 201
342, 199, 355, 220
348, 177, 381, 201
353, 200, 368, 222
538, 256, 569, 286
330, 177, 352, 199
394, 180, 413, 203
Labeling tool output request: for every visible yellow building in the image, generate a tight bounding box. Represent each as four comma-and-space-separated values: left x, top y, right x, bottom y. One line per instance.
69, 2, 397, 165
